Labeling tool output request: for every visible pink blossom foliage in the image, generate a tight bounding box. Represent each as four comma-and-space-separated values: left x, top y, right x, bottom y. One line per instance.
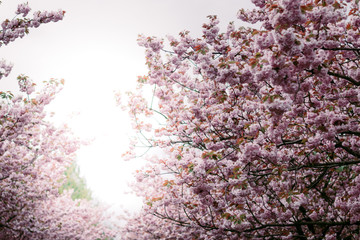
0, 59, 12, 80
121, 0, 360, 239
17, 75, 35, 94
0, 3, 117, 239
0, 3, 64, 46
15, 3, 31, 17
0, 3, 65, 81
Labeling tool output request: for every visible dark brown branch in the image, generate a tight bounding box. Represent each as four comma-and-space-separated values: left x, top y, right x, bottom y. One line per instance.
289, 160, 360, 171
340, 131, 360, 137
327, 71, 360, 86
242, 221, 360, 233
0, 223, 15, 230
306, 168, 328, 189
335, 140, 360, 158
277, 139, 303, 148
248, 159, 360, 176
153, 208, 360, 237
322, 47, 360, 51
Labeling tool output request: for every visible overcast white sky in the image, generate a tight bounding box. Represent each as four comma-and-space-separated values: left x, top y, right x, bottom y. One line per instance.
0, 0, 254, 212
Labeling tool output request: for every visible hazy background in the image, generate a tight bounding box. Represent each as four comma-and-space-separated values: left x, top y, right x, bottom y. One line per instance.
0, 0, 254, 212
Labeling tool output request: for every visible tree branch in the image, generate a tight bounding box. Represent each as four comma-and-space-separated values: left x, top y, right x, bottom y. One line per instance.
327, 71, 360, 86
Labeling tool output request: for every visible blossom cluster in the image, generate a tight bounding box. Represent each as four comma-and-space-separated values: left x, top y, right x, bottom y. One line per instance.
0, 59, 12, 80
0, 4, 64, 46
17, 75, 35, 94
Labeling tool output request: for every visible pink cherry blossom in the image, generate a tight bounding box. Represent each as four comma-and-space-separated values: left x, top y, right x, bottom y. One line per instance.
0, 3, 118, 239
120, 0, 360, 239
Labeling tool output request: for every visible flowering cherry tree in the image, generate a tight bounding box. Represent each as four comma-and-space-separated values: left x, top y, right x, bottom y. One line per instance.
121, 0, 360, 239
0, 3, 117, 239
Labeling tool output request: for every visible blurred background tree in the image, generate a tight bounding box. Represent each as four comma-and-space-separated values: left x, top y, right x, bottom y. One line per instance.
59, 161, 92, 200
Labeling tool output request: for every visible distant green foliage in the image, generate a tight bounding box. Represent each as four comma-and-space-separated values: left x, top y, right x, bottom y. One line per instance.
59, 162, 92, 200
